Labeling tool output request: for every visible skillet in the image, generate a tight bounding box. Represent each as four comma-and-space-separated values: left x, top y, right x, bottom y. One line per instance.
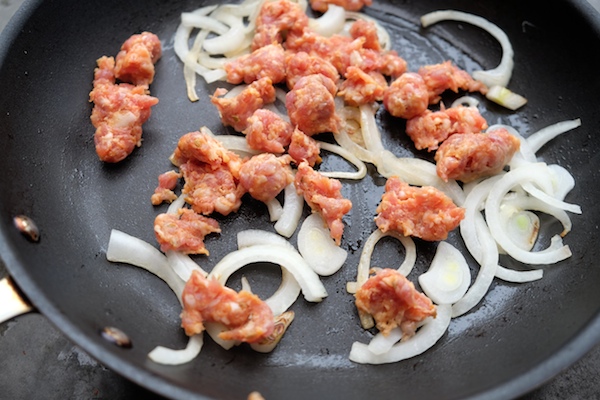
1, 0, 600, 399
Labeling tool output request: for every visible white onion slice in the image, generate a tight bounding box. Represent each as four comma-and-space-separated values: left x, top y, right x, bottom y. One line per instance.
317, 141, 367, 180
349, 304, 451, 364
367, 327, 403, 355
205, 322, 239, 350
214, 134, 261, 157
450, 96, 480, 108
106, 229, 185, 301
265, 198, 284, 222
347, 229, 416, 294
547, 164, 576, 201
309, 4, 346, 37
495, 266, 543, 283
208, 244, 328, 302
418, 242, 471, 305
485, 85, 527, 110
148, 334, 204, 365
421, 10, 514, 88
274, 183, 305, 238
166, 250, 208, 282
500, 209, 540, 252
527, 119, 581, 154
237, 229, 296, 251
297, 213, 348, 276
484, 163, 572, 264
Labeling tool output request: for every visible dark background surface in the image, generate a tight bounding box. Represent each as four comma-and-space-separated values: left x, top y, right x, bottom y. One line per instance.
2, 0, 600, 399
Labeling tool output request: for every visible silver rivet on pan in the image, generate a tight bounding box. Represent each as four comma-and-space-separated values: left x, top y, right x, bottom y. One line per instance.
13, 215, 40, 242
100, 326, 132, 348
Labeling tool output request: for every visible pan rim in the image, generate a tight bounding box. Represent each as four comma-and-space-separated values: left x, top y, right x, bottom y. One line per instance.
1, 0, 599, 399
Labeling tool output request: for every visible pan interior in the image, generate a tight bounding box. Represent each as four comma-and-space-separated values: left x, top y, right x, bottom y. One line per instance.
1, 0, 600, 399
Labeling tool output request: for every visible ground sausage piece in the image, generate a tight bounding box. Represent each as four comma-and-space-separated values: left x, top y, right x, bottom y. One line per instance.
114, 31, 162, 87
239, 154, 294, 202
405, 106, 488, 152
375, 176, 465, 241
151, 170, 181, 205
349, 19, 381, 51
284, 51, 340, 90
154, 209, 220, 255
355, 268, 436, 338
170, 129, 243, 177
287, 127, 321, 166
338, 66, 387, 106
418, 61, 488, 104
211, 77, 276, 132
180, 160, 245, 216
309, 0, 372, 12
181, 270, 275, 343
244, 109, 293, 154
294, 161, 352, 245
378, 50, 408, 78
90, 56, 159, 163
435, 128, 520, 182
252, 0, 309, 50
383, 72, 429, 120
224, 44, 286, 85
286, 74, 341, 135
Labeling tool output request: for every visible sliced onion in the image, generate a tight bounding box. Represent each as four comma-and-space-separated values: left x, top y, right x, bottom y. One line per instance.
148, 334, 204, 365
347, 228, 416, 294
527, 119, 582, 154
265, 198, 284, 222
484, 163, 572, 264
547, 164, 576, 201
495, 266, 543, 283
208, 244, 328, 302
349, 304, 451, 364
421, 10, 514, 88
297, 213, 348, 276
237, 229, 296, 250
450, 96, 480, 108
317, 141, 367, 180
214, 134, 261, 157
274, 183, 305, 238
485, 85, 527, 110
205, 322, 239, 350
345, 11, 391, 51
166, 250, 208, 281
309, 4, 346, 37
106, 229, 185, 301
418, 241, 471, 305
202, 14, 246, 55
500, 209, 540, 252
367, 327, 403, 355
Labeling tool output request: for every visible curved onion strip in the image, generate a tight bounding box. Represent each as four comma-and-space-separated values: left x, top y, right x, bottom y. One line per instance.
148, 334, 204, 365
485, 163, 572, 264
265, 198, 284, 221
166, 251, 208, 281
208, 244, 327, 302
367, 327, 403, 355
205, 322, 239, 350
359, 104, 385, 153
421, 10, 514, 88
106, 229, 185, 302
309, 4, 346, 37
349, 304, 451, 364
451, 212, 499, 317
485, 85, 527, 110
347, 229, 417, 294
236, 229, 302, 315
334, 123, 378, 164
181, 12, 229, 33
317, 141, 367, 180
166, 194, 187, 214
495, 266, 543, 283
548, 164, 576, 201
237, 229, 296, 250
297, 213, 348, 276
203, 14, 246, 55
527, 119, 581, 154
521, 181, 581, 214
451, 96, 479, 108
274, 183, 305, 238
213, 134, 261, 156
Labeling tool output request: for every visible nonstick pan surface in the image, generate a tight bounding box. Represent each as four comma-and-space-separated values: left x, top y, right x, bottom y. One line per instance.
1, 0, 600, 399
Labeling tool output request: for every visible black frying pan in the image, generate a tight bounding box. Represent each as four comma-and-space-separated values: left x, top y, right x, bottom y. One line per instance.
1, 0, 600, 399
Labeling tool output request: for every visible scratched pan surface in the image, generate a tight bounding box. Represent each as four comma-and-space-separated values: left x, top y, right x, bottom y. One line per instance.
1, 0, 600, 399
